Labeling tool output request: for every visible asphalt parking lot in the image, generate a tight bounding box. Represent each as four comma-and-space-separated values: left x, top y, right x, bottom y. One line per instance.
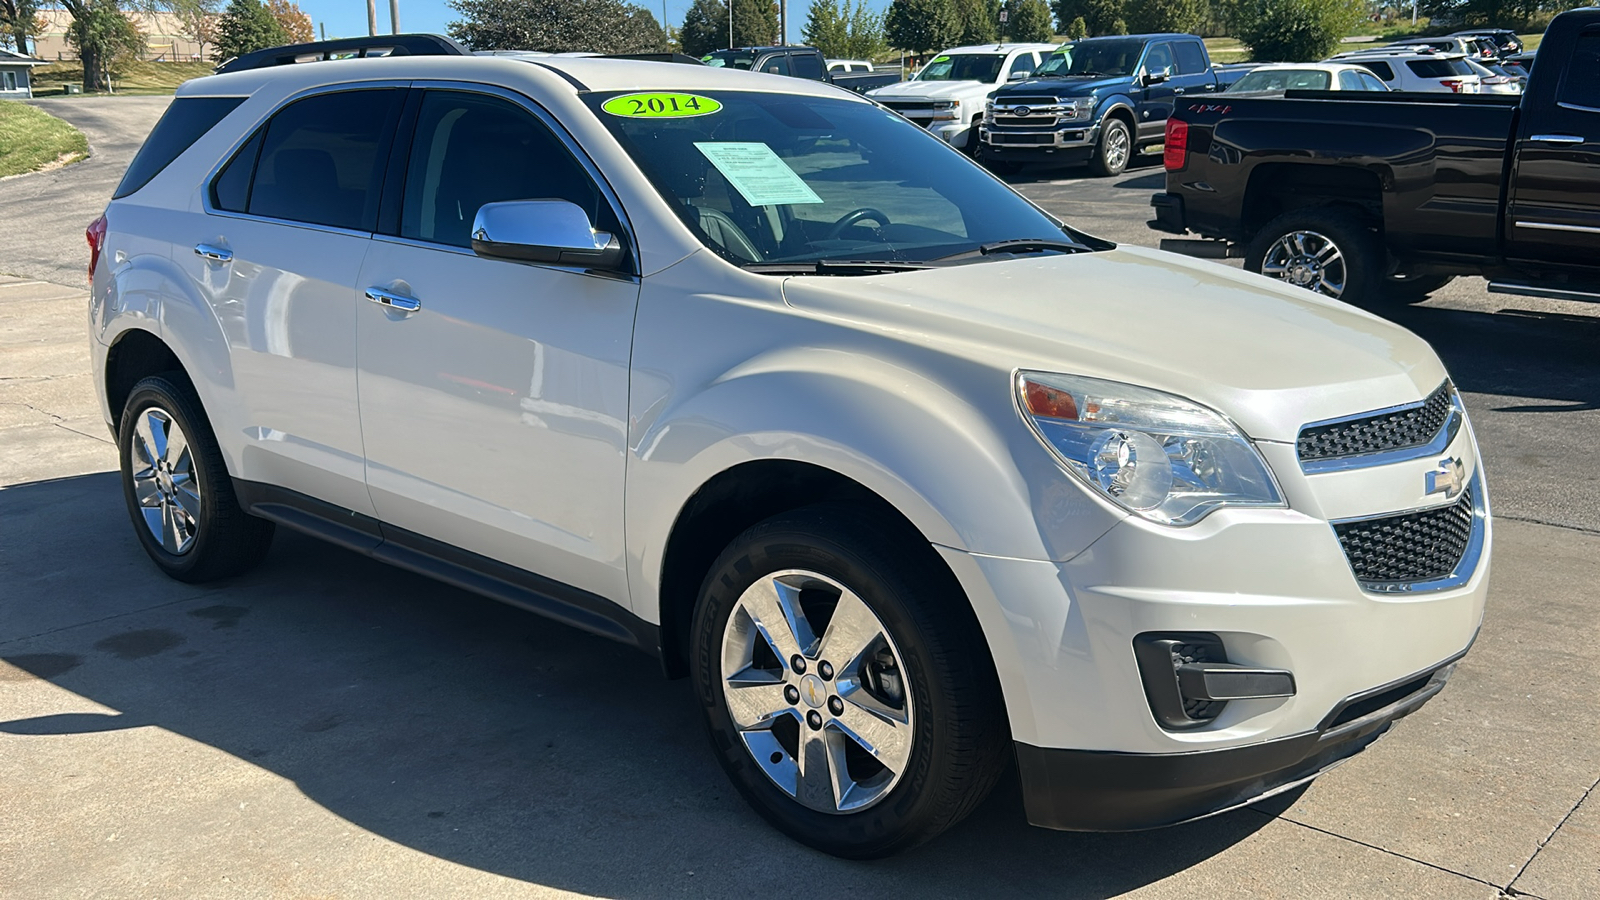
2, 97, 1597, 899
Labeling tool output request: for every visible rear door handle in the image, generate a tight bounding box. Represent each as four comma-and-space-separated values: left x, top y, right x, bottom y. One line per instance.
1173, 87, 1185, 96
365, 286, 421, 312
194, 243, 232, 263
1530, 134, 1584, 145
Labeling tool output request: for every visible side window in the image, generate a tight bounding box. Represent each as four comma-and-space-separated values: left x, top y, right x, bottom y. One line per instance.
211, 129, 264, 212
792, 53, 824, 80
1338, 69, 1365, 90
762, 54, 792, 76
3, 71, 16, 91
1174, 42, 1207, 76
1558, 30, 1600, 110
1006, 53, 1035, 79
1358, 61, 1395, 81
400, 90, 614, 250
116, 96, 244, 199
245, 88, 402, 232
1145, 43, 1175, 76
1358, 71, 1389, 91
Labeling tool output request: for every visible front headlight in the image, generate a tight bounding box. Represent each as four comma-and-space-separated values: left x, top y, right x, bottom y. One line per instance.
1063, 97, 1095, 121
1016, 371, 1284, 526
932, 99, 960, 120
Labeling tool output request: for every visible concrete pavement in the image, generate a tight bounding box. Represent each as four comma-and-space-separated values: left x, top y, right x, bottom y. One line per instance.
2, 101, 1598, 899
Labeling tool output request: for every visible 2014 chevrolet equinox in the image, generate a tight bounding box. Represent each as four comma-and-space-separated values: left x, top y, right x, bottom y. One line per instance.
89, 52, 1490, 858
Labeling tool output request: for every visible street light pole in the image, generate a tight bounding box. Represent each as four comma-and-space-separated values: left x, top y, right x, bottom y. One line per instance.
728, 0, 733, 49
367, 0, 378, 36
389, 0, 401, 34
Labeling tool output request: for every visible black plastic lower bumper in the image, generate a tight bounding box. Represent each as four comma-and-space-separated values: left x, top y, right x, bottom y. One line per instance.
1016, 657, 1462, 831
980, 143, 1094, 165
1148, 192, 1187, 234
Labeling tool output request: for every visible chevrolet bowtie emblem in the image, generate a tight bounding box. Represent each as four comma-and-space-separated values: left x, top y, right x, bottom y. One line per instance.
1426, 457, 1467, 500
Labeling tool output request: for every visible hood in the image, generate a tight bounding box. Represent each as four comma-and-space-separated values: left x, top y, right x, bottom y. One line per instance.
867, 80, 993, 101
995, 75, 1128, 98
780, 246, 1446, 443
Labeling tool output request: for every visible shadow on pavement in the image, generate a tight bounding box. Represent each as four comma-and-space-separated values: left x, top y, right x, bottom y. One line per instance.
1, 470, 1279, 897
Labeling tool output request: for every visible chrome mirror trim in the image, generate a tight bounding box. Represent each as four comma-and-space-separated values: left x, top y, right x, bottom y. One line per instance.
470, 200, 626, 270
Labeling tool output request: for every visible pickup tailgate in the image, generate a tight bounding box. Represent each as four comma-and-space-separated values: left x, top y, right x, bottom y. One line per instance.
1160, 92, 1518, 257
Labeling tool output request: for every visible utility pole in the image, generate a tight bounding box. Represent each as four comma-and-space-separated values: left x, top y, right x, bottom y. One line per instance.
779, 0, 785, 45
389, 0, 401, 34
367, 0, 378, 36
728, 0, 733, 49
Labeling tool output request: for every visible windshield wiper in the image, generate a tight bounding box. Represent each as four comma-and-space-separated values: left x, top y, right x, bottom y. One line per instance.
930, 239, 1090, 262
742, 259, 933, 275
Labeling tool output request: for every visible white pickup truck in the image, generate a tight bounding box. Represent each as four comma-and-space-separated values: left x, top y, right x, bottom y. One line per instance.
866, 42, 1057, 155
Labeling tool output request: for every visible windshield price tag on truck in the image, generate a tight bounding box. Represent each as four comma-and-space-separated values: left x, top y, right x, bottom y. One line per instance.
694, 142, 824, 206
601, 92, 722, 118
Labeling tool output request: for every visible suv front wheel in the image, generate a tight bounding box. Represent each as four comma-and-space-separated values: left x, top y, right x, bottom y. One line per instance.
118, 373, 275, 582
691, 505, 1009, 858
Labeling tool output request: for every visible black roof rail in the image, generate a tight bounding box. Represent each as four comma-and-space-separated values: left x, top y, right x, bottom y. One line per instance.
214, 33, 468, 75
600, 52, 707, 65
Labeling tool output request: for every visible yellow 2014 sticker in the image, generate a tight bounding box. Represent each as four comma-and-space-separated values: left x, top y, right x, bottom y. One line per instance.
601, 92, 722, 118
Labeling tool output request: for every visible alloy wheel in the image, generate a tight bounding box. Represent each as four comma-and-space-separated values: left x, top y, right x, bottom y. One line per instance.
1104, 126, 1130, 171
720, 569, 915, 814
129, 405, 202, 554
1261, 230, 1347, 298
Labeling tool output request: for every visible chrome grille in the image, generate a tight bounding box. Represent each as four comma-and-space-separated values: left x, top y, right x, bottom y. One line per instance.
1334, 487, 1475, 585
1298, 382, 1454, 463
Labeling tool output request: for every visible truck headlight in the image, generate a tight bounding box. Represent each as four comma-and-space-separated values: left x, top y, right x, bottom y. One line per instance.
1063, 98, 1096, 121
932, 99, 960, 121
1016, 372, 1284, 526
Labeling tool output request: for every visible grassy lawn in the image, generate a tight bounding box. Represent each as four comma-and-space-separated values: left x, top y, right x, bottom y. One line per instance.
30, 60, 213, 96
0, 100, 89, 178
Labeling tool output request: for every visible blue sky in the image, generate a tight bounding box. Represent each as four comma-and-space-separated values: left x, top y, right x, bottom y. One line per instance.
294, 0, 888, 46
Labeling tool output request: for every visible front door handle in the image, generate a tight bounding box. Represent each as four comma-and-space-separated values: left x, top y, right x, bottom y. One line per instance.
1173, 87, 1186, 96
365, 286, 421, 312
1531, 133, 1584, 145
194, 243, 232, 263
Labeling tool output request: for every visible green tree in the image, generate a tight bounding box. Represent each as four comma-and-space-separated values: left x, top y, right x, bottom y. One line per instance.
448, 0, 667, 53
1066, 13, 1086, 36
65, 0, 145, 89
730, 0, 779, 45
681, 0, 726, 55
1229, 0, 1362, 62
214, 0, 286, 60
1079, 0, 1123, 34
843, 0, 886, 58
1125, 0, 1202, 34
954, 0, 996, 45
0, 0, 44, 54
1007, 0, 1055, 40
885, 0, 960, 52
802, 0, 848, 55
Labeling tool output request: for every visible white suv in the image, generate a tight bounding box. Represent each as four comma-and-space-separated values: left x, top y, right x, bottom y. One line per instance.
1329, 48, 1484, 93
866, 43, 1056, 154
90, 49, 1490, 858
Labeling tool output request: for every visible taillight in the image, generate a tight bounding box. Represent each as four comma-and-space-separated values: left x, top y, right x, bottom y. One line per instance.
86, 214, 108, 282
1164, 118, 1189, 171
1440, 79, 1464, 93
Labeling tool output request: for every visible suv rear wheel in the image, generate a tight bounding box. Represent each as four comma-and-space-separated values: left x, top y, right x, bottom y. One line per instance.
118, 373, 275, 582
691, 505, 1008, 858
1245, 208, 1383, 306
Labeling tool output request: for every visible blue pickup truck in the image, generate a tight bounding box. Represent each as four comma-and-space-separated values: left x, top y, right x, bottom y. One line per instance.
979, 33, 1245, 176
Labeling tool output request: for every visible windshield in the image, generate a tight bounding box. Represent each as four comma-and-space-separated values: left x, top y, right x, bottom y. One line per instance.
916, 53, 1005, 83
702, 50, 756, 70
1035, 39, 1145, 77
1228, 68, 1332, 92
587, 90, 1086, 269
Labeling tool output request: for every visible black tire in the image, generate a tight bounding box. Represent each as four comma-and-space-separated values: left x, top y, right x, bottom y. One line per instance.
691, 505, 1009, 858
1385, 273, 1455, 303
1088, 117, 1131, 177
118, 373, 274, 583
1244, 208, 1384, 306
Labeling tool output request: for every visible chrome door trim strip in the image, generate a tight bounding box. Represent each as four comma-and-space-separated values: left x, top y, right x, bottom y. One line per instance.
1514, 220, 1600, 234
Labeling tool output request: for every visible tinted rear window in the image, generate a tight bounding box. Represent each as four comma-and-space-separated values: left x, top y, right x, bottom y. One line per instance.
245, 89, 401, 232
1356, 61, 1394, 81
1407, 58, 1474, 78
1174, 41, 1207, 75
114, 97, 244, 199
792, 53, 823, 80
1559, 31, 1600, 109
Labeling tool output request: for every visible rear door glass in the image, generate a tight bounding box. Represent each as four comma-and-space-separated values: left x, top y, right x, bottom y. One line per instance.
1356, 61, 1395, 81
115, 97, 245, 199
244, 88, 403, 232
1174, 42, 1207, 76
1558, 30, 1600, 110
792, 53, 823, 80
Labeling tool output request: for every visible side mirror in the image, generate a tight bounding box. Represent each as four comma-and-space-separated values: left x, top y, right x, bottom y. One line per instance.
470, 200, 626, 270
1008, 69, 1030, 80
1143, 67, 1172, 86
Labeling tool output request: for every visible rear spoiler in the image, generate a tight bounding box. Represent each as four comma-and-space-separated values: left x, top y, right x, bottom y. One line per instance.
214, 34, 468, 75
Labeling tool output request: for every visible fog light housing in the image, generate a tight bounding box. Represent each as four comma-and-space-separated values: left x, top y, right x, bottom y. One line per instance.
1133, 633, 1296, 730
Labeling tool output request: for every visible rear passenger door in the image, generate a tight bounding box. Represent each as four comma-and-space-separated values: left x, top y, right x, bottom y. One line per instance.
181, 86, 404, 515
355, 86, 640, 604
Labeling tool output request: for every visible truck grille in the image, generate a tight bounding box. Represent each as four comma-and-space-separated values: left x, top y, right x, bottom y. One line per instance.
1334, 486, 1475, 585
992, 114, 1062, 127
1298, 382, 1454, 463
988, 133, 1056, 145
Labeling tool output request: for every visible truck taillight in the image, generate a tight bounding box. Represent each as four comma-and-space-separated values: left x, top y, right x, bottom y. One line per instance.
86, 214, 108, 282
1164, 118, 1189, 171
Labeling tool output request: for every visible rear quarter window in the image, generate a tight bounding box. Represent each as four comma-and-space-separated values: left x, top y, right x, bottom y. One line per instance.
1407, 58, 1473, 78
113, 97, 245, 199
1356, 61, 1395, 81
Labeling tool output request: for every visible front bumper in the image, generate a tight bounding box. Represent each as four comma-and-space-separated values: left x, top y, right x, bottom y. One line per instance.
1015, 654, 1463, 830
979, 122, 1098, 162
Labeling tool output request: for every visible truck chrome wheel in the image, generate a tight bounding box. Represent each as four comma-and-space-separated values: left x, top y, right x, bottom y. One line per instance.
129, 405, 201, 555
720, 569, 915, 814
1260, 230, 1347, 298
1103, 127, 1130, 172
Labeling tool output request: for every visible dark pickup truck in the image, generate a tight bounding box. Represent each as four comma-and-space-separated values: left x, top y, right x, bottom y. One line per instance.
1149, 7, 1600, 307
701, 46, 901, 93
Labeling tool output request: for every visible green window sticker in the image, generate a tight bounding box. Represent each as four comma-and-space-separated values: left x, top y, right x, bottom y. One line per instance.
931, 55, 950, 63
601, 92, 722, 118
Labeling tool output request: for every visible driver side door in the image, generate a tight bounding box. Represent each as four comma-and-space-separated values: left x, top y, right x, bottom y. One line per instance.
1138, 42, 1179, 143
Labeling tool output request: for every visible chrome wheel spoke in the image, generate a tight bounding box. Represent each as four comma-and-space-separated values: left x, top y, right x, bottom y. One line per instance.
133, 472, 164, 508
817, 588, 883, 674
142, 410, 170, 461
127, 405, 202, 556
724, 673, 791, 731
795, 729, 845, 812
833, 690, 912, 773
739, 575, 817, 663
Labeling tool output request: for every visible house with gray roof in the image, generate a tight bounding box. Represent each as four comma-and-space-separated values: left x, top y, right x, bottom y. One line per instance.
1, 48, 48, 99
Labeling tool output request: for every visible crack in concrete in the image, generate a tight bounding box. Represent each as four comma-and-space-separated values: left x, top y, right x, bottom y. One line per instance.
1494, 514, 1600, 537
1258, 809, 1525, 895
1506, 770, 1600, 897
